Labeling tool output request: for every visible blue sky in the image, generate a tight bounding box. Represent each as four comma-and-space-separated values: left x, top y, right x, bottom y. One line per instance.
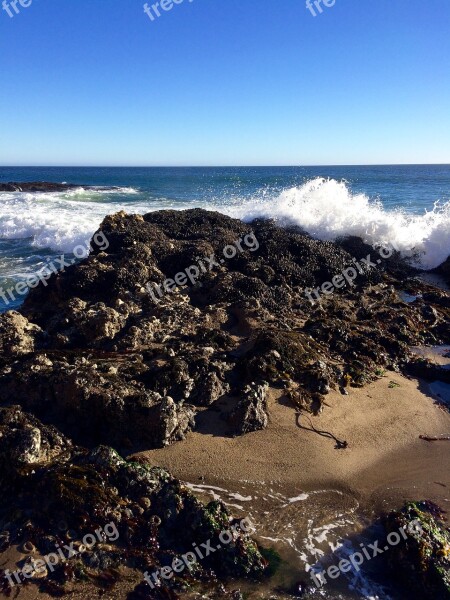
0, 0, 449, 166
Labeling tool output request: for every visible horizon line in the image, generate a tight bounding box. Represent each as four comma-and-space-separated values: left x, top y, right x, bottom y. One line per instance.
1, 163, 450, 169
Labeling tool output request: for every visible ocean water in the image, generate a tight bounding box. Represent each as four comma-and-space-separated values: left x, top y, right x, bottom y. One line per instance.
1, 165, 449, 311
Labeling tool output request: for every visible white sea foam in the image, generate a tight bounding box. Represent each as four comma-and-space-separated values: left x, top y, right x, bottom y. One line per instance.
222, 178, 450, 270
286, 493, 309, 503
0, 188, 147, 254
1, 179, 449, 270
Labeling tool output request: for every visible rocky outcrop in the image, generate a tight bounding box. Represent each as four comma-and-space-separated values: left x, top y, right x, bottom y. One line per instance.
0, 208, 449, 597
0, 407, 267, 597
0, 181, 81, 192
0, 182, 126, 193
385, 502, 450, 599
229, 382, 269, 435
0, 352, 196, 449
0, 209, 449, 450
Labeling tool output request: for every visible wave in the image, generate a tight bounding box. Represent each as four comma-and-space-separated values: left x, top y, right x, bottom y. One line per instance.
222, 178, 450, 270
0, 179, 449, 269
68, 186, 140, 195
0, 188, 144, 253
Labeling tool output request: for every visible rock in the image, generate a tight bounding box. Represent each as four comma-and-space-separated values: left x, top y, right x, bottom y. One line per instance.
229, 382, 269, 435
437, 255, 450, 285
0, 182, 101, 192
0, 311, 43, 355
0, 353, 195, 449
0, 208, 448, 596
384, 501, 450, 599
0, 405, 71, 472
0, 208, 448, 448
405, 358, 450, 384
11, 426, 41, 464
0, 410, 268, 590
0, 181, 82, 192
157, 396, 196, 446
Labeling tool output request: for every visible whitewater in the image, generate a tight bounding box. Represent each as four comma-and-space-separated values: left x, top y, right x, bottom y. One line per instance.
0, 178, 449, 274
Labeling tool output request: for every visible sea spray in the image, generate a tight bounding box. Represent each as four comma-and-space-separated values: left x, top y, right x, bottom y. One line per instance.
223, 177, 450, 270
0, 177, 449, 270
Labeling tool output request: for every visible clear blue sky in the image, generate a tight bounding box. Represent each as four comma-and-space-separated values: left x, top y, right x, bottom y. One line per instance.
0, 0, 449, 166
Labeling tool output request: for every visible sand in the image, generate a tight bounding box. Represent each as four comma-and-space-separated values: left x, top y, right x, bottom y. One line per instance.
139, 373, 450, 509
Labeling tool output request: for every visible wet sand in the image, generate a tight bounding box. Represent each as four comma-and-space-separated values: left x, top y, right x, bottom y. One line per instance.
140, 373, 450, 506
137, 373, 450, 599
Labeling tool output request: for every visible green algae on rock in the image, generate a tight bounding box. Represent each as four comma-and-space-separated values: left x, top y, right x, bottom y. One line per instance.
385, 501, 450, 599
0, 406, 268, 597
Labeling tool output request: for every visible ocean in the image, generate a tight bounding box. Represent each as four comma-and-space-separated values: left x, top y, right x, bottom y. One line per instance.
1, 165, 449, 311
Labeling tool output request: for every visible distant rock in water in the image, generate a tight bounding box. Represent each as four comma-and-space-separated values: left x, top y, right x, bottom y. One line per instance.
0, 181, 129, 193
0, 208, 448, 451
0, 181, 83, 192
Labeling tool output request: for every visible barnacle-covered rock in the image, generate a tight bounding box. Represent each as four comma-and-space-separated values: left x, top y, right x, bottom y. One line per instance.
0, 411, 267, 592
0, 405, 70, 473
157, 396, 196, 447
0, 311, 43, 356
384, 501, 450, 599
229, 382, 269, 435
0, 209, 449, 447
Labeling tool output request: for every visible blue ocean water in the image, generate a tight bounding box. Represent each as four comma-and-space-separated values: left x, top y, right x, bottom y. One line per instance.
0, 165, 449, 311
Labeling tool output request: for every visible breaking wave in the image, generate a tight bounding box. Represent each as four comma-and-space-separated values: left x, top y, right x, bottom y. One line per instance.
224, 178, 450, 270
0, 179, 449, 269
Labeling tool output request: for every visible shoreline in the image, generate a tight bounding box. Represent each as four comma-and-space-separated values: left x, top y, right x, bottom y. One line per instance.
138, 373, 450, 507
137, 372, 450, 598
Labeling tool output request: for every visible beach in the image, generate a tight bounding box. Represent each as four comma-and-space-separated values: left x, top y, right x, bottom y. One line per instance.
140, 373, 450, 595
0, 179, 449, 599
141, 373, 450, 500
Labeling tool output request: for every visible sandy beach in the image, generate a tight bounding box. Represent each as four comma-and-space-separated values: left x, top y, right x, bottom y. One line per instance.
134, 372, 450, 597
139, 373, 450, 503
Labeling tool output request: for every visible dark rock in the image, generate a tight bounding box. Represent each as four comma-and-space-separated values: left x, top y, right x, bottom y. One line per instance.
229, 382, 269, 435
0, 208, 448, 449
405, 358, 450, 384
384, 501, 450, 599
0, 353, 195, 449
0, 181, 82, 192
0, 410, 267, 590
0, 208, 449, 596
157, 396, 196, 447
0, 405, 71, 470
437, 255, 450, 285
0, 311, 43, 355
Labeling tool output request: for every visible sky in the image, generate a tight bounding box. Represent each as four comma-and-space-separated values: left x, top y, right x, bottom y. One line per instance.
0, 0, 449, 166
